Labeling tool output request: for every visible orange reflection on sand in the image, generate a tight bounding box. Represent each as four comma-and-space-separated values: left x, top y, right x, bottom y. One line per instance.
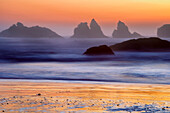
0, 81, 169, 112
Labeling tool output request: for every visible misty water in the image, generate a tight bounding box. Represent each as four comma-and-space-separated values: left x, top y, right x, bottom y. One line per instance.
0, 37, 170, 84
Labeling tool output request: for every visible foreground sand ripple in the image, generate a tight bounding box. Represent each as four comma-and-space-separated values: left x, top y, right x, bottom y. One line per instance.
0, 81, 169, 112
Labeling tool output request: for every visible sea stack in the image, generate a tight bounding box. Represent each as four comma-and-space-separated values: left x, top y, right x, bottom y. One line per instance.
71, 19, 108, 38
157, 24, 170, 38
112, 21, 142, 38
0, 22, 62, 38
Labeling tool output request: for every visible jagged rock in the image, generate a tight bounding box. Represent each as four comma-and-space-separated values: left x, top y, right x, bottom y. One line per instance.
110, 37, 170, 51
16, 22, 24, 27
112, 21, 132, 38
157, 24, 170, 38
90, 19, 108, 38
112, 21, 142, 38
72, 22, 91, 38
0, 22, 62, 38
83, 45, 114, 55
71, 19, 108, 38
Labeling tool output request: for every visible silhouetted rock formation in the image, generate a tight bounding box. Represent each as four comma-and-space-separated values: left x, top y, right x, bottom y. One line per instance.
0, 22, 62, 38
90, 19, 107, 38
110, 37, 170, 52
71, 22, 91, 38
131, 32, 142, 38
157, 24, 170, 38
71, 19, 108, 38
112, 21, 142, 38
84, 45, 114, 55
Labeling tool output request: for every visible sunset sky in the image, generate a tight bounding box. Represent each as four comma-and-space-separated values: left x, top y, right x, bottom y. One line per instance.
1, 0, 170, 36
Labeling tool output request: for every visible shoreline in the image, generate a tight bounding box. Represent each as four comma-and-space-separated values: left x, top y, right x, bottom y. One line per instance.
0, 81, 169, 112
0, 79, 170, 85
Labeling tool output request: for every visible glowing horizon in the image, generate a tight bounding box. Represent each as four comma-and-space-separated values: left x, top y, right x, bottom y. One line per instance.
1, 0, 170, 36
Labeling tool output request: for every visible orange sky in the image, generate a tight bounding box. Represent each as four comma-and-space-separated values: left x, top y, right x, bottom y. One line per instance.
1, 0, 170, 36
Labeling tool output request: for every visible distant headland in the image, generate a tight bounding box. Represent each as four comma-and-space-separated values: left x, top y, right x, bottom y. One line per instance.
0, 22, 62, 38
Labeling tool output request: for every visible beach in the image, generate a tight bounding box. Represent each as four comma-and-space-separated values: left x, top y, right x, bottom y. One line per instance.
0, 81, 169, 112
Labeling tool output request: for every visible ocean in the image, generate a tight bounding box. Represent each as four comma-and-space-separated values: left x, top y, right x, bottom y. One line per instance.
0, 37, 170, 84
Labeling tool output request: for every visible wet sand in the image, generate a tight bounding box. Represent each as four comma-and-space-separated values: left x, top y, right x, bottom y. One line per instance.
0, 81, 169, 112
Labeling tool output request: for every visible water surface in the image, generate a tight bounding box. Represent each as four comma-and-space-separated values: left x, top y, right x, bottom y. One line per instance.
0, 37, 170, 84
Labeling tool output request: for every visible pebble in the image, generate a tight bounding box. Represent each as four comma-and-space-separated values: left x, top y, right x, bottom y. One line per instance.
37, 93, 41, 96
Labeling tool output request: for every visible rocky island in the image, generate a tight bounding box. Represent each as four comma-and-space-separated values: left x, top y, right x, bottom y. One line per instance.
0, 22, 62, 38
71, 19, 108, 38
83, 45, 114, 55
112, 21, 143, 38
110, 37, 170, 51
